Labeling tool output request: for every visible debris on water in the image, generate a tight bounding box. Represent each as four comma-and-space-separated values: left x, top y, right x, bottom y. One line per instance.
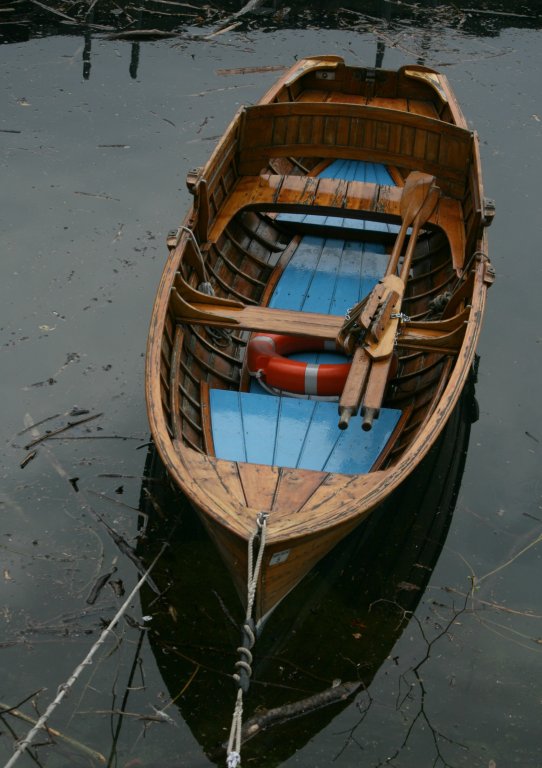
216, 65, 286, 76
110, 579, 125, 598
396, 581, 421, 592
70, 407, 90, 417
106, 28, 180, 40
23, 412, 103, 450
74, 190, 121, 201
86, 568, 118, 605
149, 705, 176, 726
20, 450, 37, 469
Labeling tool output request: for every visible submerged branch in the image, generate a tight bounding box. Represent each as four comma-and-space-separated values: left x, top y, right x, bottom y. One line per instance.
240, 681, 361, 743
0, 701, 106, 765
1, 545, 166, 768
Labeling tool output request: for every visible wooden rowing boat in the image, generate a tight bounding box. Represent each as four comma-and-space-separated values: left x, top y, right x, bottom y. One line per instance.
145, 56, 494, 627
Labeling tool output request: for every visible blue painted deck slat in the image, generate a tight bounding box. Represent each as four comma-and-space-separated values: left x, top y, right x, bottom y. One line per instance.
209, 391, 247, 463
210, 390, 401, 474
296, 401, 344, 471
301, 238, 344, 314
240, 393, 280, 465
269, 238, 388, 319
273, 398, 317, 468
268, 235, 324, 311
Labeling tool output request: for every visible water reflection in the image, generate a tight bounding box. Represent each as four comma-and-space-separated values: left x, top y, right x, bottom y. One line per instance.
136, 373, 478, 766
2, 1, 541, 80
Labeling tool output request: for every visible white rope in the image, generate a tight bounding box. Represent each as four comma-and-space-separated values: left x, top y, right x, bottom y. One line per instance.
2, 545, 166, 768
226, 688, 243, 767
177, 225, 209, 285
226, 513, 268, 767
245, 514, 267, 620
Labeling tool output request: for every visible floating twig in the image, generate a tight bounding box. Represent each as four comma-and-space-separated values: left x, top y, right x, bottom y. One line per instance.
0, 701, 107, 765
216, 65, 287, 76
0, 689, 44, 716
17, 412, 61, 437
93, 513, 161, 595
27, 0, 78, 23
24, 413, 103, 450
88, 488, 140, 513
204, 21, 241, 38
74, 190, 120, 201
86, 567, 117, 605
106, 28, 180, 40
463, 7, 535, 18
19, 450, 37, 469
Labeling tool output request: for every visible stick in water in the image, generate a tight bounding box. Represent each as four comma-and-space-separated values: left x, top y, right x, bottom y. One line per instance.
2, 545, 166, 768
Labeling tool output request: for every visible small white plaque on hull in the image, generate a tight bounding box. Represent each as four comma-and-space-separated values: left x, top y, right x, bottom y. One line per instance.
269, 550, 290, 565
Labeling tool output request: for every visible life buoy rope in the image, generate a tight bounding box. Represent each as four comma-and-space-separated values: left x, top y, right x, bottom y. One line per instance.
247, 334, 351, 397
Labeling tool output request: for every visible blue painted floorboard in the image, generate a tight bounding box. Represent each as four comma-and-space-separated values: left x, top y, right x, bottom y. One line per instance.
210, 390, 401, 474
209, 160, 403, 472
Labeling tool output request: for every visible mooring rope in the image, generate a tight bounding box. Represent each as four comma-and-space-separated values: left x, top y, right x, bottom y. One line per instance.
176, 225, 232, 347
226, 511, 268, 768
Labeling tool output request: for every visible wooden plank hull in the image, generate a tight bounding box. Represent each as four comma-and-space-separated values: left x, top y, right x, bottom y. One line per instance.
145, 57, 494, 624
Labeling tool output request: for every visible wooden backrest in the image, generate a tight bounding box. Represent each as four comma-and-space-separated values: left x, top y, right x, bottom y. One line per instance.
237, 102, 474, 199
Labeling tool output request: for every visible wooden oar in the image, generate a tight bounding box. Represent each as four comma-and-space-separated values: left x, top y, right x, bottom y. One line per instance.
360, 176, 440, 431
337, 172, 439, 430
385, 172, 437, 278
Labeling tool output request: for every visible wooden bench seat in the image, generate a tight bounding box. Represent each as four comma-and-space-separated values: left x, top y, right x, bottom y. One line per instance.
208, 174, 466, 273
170, 280, 468, 355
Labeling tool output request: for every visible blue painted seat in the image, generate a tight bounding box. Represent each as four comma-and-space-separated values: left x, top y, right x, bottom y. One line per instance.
210, 390, 401, 475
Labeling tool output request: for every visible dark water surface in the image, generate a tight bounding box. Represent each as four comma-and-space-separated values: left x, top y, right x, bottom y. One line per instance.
2, 3, 542, 766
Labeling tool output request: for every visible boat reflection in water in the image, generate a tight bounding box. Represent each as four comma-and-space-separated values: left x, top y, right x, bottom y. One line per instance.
137, 372, 478, 766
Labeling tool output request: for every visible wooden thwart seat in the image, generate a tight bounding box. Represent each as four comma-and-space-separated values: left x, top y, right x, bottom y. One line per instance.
170, 274, 469, 355
207, 174, 465, 273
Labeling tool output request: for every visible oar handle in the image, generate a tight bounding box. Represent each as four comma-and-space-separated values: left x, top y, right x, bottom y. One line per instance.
385, 218, 410, 277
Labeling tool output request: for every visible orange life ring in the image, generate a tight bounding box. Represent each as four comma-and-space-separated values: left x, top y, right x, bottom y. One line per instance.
247, 334, 351, 396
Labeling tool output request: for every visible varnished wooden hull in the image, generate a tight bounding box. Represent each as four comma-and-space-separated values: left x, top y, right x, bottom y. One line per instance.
145, 56, 494, 623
